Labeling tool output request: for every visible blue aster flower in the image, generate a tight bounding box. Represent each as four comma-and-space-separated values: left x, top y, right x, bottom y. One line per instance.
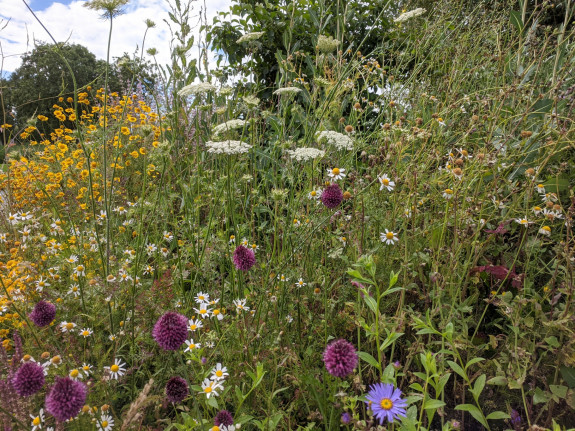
365, 383, 407, 424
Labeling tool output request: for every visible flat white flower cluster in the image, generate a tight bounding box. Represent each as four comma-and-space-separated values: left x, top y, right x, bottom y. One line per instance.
212, 119, 247, 137
273, 87, 303, 96
206, 140, 252, 155
316, 130, 354, 150
236, 31, 265, 43
317, 35, 340, 53
286, 147, 325, 162
394, 8, 426, 23
178, 82, 217, 97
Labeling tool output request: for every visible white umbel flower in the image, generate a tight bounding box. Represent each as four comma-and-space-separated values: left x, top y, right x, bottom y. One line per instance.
178, 82, 217, 97
316, 131, 353, 151
206, 140, 252, 155
286, 147, 325, 162
212, 119, 247, 136
394, 8, 426, 23
273, 87, 302, 96
236, 31, 265, 43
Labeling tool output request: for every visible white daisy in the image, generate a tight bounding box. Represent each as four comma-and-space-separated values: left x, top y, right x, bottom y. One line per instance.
210, 363, 229, 381
105, 358, 127, 380
380, 229, 399, 245
184, 339, 201, 352
98, 414, 114, 431
377, 174, 395, 191
327, 167, 346, 181
200, 378, 223, 398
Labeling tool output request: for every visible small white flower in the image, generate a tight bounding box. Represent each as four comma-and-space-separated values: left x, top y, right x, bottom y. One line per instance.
233, 298, 250, 312
515, 218, 530, 226
442, 189, 454, 199
105, 358, 127, 380
98, 414, 114, 431
30, 409, 44, 431
194, 303, 212, 319
327, 167, 346, 181
377, 174, 395, 191
60, 321, 76, 333
539, 226, 551, 236
200, 378, 223, 398
79, 328, 93, 338
188, 318, 203, 332
184, 339, 201, 352
295, 278, 306, 287
195, 292, 210, 303
380, 229, 399, 245
210, 363, 229, 381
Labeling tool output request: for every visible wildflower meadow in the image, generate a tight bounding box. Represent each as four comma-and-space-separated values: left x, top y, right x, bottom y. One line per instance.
0, 0, 574, 430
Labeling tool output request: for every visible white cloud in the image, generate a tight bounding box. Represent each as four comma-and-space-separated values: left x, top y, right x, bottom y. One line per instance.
0, 0, 231, 74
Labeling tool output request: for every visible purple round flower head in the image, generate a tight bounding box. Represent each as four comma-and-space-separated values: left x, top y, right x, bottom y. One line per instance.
29, 301, 56, 327
511, 409, 521, 426
152, 312, 188, 351
214, 409, 234, 426
323, 339, 358, 378
341, 412, 352, 424
45, 377, 87, 422
364, 383, 407, 424
321, 184, 343, 209
12, 362, 45, 396
232, 245, 256, 271
165, 376, 189, 403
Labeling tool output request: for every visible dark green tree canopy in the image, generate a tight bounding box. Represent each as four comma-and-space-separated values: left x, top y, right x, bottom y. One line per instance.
5, 42, 101, 131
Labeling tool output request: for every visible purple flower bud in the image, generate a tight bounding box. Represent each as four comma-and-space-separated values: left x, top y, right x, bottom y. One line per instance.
12, 362, 45, 396
214, 409, 234, 426
321, 184, 343, 209
29, 301, 56, 327
45, 377, 87, 422
152, 312, 188, 351
323, 339, 358, 378
341, 412, 352, 424
232, 245, 256, 271
165, 376, 189, 403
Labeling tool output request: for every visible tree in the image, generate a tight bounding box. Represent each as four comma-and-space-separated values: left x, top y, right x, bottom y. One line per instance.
5, 42, 101, 131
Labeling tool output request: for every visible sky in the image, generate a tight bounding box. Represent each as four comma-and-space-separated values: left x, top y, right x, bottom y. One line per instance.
0, 0, 232, 75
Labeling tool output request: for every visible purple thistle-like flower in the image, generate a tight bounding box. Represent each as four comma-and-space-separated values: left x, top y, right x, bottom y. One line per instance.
153, 312, 188, 351
214, 409, 234, 426
29, 301, 56, 327
323, 339, 358, 378
321, 184, 343, 209
341, 412, 352, 424
12, 362, 45, 396
165, 376, 189, 403
365, 383, 407, 424
45, 377, 87, 422
232, 245, 256, 271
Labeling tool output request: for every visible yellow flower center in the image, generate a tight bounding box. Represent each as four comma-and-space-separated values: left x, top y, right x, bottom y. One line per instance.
66, 323, 74, 330
386, 232, 394, 240
382, 178, 389, 185
200, 309, 207, 314
70, 369, 79, 378
216, 370, 223, 377
380, 398, 393, 410
212, 427, 220, 431
542, 226, 551, 232
111, 364, 119, 373
310, 191, 316, 196
332, 168, 340, 175
204, 386, 212, 393
189, 344, 195, 349
52, 356, 61, 364
102, 420, 108, 427
33, 417, 41, 426
83, 365, 90, 371
445, 189, 453, 194
213, 309, 220, 315
461, 149, 468, 156
190, 325, 197, 330
83, 331, 89, 336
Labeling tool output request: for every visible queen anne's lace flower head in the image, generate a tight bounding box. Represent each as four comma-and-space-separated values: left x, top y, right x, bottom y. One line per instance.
316, 131, 354, 151
317, 35, 340, 53
213, 119, 247, 136
206, 140, 252, 155
178, 82, 217, 97
236, 31, 265, 43
286, 147, 325, 162
394, 8, 426, 23
273, 87, 303, 96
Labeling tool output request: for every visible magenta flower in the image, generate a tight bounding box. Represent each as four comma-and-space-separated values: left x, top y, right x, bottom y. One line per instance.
214, 409, 234, 426
45, 377, 87, 422
12, 362, 45, 396
365, 383, 407, 424
232, 245, 256, 271
323, 339, 358, 378
165, 376, 189, 403
321, 184, 343, 208
153, 312, 188, 351
29, 301, 56, 327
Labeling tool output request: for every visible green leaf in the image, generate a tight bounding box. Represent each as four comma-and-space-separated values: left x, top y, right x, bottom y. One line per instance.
560, 366, 575, 388
550, 385, 568, 399
363, 295, 378, 315
424, 399, 446, 410
447, 360, 467, 380
357, 351, 381, 370
510, 10, 523, 32
455, 404, 488, 428
528, 98, 553, 120
471, 374, 486, 399
545, 336, 560, 348
465, 357, 485, 369
486, 411, 511, 420
487, 376, 507, 386
533, 387, 551, 404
